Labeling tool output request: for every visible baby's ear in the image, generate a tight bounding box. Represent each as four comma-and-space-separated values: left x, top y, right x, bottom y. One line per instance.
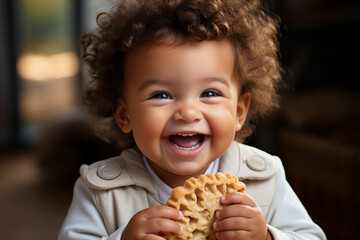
113, 98, 132, 133
236, 93, 250, 131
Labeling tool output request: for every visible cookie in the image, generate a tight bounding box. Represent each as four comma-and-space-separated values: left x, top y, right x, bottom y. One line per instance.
164, 172, 246, 240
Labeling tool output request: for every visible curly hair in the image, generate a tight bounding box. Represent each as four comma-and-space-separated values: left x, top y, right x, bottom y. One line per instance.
80, 0, 283, 148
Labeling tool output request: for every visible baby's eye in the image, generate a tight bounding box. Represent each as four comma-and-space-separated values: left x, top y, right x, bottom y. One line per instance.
200, 90, 221, 98
149, 92, 172, 99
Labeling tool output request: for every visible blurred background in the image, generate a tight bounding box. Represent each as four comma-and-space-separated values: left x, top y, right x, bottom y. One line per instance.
0, 0, 359, 239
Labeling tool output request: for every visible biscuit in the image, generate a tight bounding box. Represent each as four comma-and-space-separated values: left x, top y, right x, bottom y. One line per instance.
164, 172, 246, 240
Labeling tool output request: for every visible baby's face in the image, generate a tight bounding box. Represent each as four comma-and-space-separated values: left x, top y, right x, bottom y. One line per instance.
116, 39, 249, 186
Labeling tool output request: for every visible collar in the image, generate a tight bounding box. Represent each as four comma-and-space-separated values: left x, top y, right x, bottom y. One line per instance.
80, 148, 158, 198
220, 141, 278, 180
80, 141, 278, 193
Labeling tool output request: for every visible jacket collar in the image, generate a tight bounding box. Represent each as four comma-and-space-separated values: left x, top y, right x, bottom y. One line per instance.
220, 141, 278, 180
80, 141, 277, 194
80, 147, 158, 199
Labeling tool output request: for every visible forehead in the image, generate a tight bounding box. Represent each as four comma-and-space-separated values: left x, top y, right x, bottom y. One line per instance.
124, 39, 236, 77
120, 39, 240, 98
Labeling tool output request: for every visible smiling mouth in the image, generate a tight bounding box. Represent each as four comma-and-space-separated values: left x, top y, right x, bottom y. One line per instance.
169, 133, 205, 150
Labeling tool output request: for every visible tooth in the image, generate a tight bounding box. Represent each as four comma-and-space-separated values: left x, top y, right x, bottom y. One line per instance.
177, 133, 196, 137
174, 142, 201, 150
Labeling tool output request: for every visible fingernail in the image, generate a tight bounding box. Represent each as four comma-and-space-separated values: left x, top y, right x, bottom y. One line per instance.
221, 196, 226, 202
178, 211, 183, 219
179, 225, 184, 234
213, 222, 218, 230
215, 211, 220, 219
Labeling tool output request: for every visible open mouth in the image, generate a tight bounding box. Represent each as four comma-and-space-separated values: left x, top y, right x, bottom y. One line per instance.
169, 133, 205, 150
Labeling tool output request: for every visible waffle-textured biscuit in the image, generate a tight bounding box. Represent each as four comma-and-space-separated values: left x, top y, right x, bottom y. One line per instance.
165, 172, 246, 240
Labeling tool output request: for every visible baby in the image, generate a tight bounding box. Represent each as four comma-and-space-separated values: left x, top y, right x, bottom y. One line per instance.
59, 0, 326, 239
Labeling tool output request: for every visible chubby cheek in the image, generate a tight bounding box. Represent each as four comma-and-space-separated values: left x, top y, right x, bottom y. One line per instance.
210, 103, 238, 143
130, 106, 168, 157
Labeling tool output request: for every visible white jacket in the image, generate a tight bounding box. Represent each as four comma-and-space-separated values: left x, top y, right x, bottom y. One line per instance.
58, 141, 326, 240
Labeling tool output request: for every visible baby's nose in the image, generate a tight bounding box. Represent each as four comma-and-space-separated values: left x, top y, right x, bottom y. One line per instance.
173, 103, 203, 123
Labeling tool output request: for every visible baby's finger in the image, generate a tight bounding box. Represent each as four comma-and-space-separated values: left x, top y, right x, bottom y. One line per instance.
143, 206, 183, 221
142, 235, 167, 240
215, 204, 253, 220
220, 192, 256, 207
215, 229, 248, 240
213, 216, 251, 232
144, 218, 183, 235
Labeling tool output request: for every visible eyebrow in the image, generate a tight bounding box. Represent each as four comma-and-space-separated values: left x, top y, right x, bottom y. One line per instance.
138, 79, 166, 93
204, 76, 231, 87
138, 76, 231, 93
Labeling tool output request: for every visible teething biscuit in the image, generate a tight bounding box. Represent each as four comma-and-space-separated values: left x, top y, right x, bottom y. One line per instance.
164, 172, 246, 240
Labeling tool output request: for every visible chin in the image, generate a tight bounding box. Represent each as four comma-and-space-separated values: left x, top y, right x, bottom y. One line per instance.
169, 164, 207, 177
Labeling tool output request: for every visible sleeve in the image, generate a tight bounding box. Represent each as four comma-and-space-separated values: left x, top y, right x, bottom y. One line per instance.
266, 159, 327, 240
58, 178, 124, 240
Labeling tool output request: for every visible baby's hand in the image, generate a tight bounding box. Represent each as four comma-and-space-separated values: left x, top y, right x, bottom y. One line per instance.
122, 205, 183, 240
213, 192, 269, 240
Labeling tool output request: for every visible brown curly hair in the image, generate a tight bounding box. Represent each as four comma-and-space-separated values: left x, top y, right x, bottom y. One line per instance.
80, 0, 283, 148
